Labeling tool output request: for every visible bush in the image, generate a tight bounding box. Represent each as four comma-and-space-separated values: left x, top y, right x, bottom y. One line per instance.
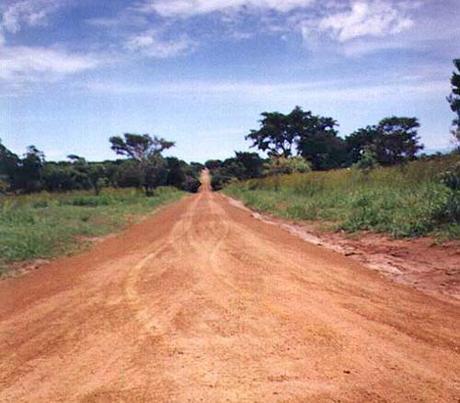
0, 187, 184, 274
182, 176, 201, 193
63, 195, 111, 207
263, 157, 311, 176
211, 173, 232, 191
224, 154, 460, 239
440, 162, 460, 190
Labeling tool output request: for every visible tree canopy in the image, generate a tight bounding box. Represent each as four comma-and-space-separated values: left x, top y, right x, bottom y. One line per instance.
0, 136, 201, 195
345, 117, 423, 166
246, 106, 344, 170
448, 59, 460, 145
109, 133, 175, 195
109, 134, 175, 161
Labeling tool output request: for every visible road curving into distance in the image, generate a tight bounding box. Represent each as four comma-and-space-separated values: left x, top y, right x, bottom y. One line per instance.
0, 171, 459, 402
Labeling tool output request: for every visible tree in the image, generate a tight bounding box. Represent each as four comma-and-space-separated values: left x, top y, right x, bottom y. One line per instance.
114, 160, 144, 188
345, 126, 380, 164
109, 134, 174, 161
447, 59, 460, 146
66, 155, 108, 194
87, 164, 107, 195
374, 117, 423, 165
0, 139, 20, 189
109, 134, 175, 195
246, 106, 343, 170
297, 130, 347, 170
13, 146, 45, 192
204, 159, 222, 170
165, 157, 187, 188
42, 163, 79, 191
345, 117, 423, 166
246, 110, 294, 157
234, 152, 264, 179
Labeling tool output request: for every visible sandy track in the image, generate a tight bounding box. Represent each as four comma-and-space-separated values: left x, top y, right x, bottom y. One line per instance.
1, 173, 459, 402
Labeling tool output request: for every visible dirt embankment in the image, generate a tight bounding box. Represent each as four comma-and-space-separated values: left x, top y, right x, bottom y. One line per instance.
227, 197, 460, 303
0, 171, 459, 402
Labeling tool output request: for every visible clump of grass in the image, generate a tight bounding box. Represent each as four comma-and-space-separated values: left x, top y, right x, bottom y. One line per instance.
0, 187, 183, 276
224, 154, 460, 240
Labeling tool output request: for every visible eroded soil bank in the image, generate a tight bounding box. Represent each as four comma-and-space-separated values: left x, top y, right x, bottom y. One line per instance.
226, 196, 460, 303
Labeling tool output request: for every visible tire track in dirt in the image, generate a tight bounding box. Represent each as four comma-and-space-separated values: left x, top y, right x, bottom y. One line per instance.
124, 193, 202, 336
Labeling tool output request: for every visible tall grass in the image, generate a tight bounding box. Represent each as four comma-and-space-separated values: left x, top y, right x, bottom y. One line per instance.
224, 155, 460, 239
0, 187, 184, 275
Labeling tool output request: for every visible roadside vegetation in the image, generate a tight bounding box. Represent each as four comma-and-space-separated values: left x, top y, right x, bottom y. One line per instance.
0, 132, 200, 275
224, 154, 460, 239
0, 187, 183, 276
214, 59, 460, 240
0, 133, 203, 196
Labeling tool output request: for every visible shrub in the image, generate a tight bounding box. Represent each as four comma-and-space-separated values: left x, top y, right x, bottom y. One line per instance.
182, 176, 201, 193
440, 162, 460, 190
263, 157, 311, 176
224, 154, 460, 239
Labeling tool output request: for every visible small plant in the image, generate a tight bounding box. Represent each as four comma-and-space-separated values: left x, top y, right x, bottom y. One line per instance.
224, 154, 460, 239
354, 147, 379, 175
0, 187, 184, 276
440, 162, 460, 190
263, 157, 311, 176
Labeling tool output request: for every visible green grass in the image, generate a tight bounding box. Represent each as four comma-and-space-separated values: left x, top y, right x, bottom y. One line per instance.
224, 154, 460, 240
0, 187, 184, 275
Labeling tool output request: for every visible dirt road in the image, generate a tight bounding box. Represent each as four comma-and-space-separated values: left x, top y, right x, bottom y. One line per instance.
1, 173, 459, 402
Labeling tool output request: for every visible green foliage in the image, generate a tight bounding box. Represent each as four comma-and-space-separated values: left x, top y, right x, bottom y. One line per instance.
246, 110, 296, 158
440, 162, 460, 190
211, 172, 232, 191
208, 152, 265, 190
245, 106, 343, 170
447, 59, 460, 145
109, 133, 175, 160
345, 117, 423, 166
354, 147, 379, 174
263, 156, 311, 176
205, 159, 223, 170
224, 154, 460, 239
182, 176, 201, 193
0, 137, 201, 196
109, 133, 175, 196
0, 187, 183, 275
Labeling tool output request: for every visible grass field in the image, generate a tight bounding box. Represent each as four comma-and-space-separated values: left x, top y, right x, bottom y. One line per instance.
0, 187, 184, 276
224, 154, 460, 240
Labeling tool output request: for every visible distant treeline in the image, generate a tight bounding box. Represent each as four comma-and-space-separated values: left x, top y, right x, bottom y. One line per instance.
2, 60, 459, 195
0, 134, 203, 195
206, 112, 438, 190
206, 58, 460, 190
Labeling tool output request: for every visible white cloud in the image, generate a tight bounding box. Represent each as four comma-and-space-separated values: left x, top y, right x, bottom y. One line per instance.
138, 0, 316, 17
85, 78, 447, 103
0, 0, 65, 34
0, 1, 108, 88
317, 1, 414, 42
0, 46, 102, 82
124, 30, 195, 58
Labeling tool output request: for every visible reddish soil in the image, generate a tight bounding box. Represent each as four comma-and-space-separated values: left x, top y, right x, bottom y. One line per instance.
230, 202, 460, 304
0, 172, 459, 402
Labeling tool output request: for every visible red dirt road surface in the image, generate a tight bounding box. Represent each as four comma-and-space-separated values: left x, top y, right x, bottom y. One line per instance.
1, 172, 459, 402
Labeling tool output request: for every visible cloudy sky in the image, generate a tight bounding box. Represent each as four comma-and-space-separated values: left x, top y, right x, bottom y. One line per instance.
1, 0, 459, 162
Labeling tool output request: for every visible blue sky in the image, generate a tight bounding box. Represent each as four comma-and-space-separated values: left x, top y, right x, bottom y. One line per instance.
1, 0, 459, 162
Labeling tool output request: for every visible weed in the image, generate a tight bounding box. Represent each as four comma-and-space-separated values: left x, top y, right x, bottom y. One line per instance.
0, 187, 183, 275
224, 154, 460, 240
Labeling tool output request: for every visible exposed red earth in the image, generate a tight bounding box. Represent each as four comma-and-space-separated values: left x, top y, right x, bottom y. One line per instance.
1, 172, 459, 402
228, 199, 460, 304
